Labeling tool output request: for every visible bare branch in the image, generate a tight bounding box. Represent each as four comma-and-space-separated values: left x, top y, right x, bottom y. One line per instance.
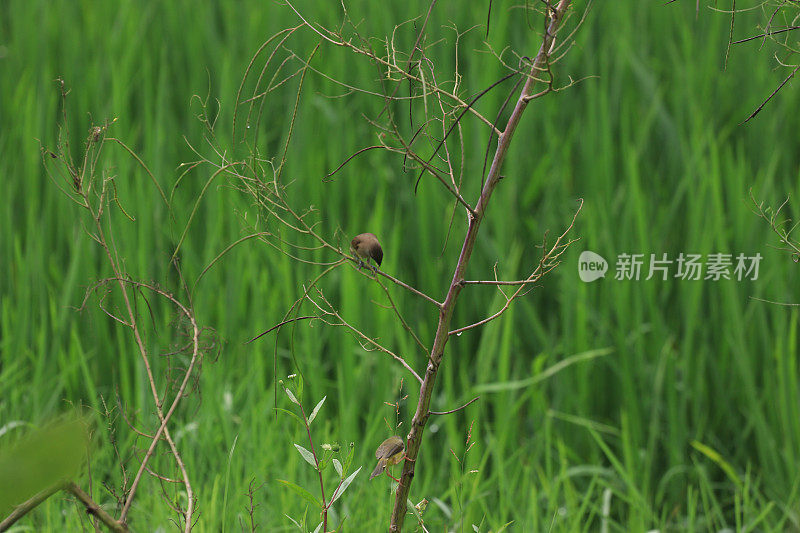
391, 3, 578, 528
67, 483, 129, 533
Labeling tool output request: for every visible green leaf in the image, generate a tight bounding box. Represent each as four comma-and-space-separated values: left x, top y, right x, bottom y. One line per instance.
294, 443, 318, 468
475, 348, 612, 392
343, 442, 355, 473
284, 513, 302, 530
308, 396, 326, 425
691, 440, 743, 486
330, 466, 361, 505
273, 407, 305, 427
332, 458, 343, 477
294, 374, 304, 402
284, 388, 300, 405
277, 479, 320, 507
407, 498, 423, 521
0, 417, 88, 515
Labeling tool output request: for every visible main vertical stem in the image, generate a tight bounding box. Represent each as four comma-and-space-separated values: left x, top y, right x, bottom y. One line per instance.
389, 2, 573, 530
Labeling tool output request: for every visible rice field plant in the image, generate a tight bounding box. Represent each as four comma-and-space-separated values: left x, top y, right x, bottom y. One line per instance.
1, 0, 800, 530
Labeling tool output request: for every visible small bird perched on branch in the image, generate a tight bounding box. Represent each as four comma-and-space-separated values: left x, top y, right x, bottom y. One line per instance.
350, 232, 383, 269
370, 435, 405, 481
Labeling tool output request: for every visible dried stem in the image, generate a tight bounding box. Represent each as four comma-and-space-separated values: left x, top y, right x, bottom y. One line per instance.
67, 483, 129, 533
0, 482, 129, 533
390, 2, 575, 529
41, 84, 203, 531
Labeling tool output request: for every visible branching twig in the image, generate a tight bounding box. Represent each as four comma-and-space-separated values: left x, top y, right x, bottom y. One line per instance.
749, 189, 800, 259
449, 200, 582, 336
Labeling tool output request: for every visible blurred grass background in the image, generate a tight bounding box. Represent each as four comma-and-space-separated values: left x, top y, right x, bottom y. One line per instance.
2, 0, 800, 531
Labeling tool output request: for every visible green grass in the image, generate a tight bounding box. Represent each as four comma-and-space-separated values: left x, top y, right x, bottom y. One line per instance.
2, 0, 800, 530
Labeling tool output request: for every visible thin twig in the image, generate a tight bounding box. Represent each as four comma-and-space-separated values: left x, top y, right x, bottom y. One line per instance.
371, 265, 442, 308
307, 290, 424, 384
246, 316, 318, 344
284, 1, 503, 134
460, 279, 545, 285
732, 25, 800, 44
375, 277, 429, 356
429, 396, 480, 415
742, 64, 800, 123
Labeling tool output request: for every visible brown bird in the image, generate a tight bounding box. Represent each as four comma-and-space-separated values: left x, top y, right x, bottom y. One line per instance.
370, 435, 405, 481
350, 233, 383, 269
